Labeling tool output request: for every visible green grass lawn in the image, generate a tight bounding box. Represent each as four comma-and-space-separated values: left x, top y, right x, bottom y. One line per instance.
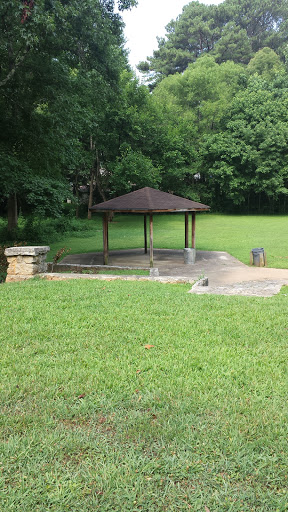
1, 278, 288, 511
47, 214, 288, 269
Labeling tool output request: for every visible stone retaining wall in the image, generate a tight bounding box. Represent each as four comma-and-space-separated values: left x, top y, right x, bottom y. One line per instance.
4, 246, 50, 282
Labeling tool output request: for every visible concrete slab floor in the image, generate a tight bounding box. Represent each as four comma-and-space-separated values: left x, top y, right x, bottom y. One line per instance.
61, 248, 288, 294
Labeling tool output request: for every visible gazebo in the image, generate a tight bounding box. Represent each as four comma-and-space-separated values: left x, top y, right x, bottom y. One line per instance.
89, 187, 210, 267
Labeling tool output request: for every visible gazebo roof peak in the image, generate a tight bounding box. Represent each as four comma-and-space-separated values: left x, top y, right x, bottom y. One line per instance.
90, 187, 210, 213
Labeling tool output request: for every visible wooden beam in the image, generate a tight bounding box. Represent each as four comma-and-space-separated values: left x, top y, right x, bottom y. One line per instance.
192, 212, 196, 249
149, 214, 153, 268
103, 213, 109, 265
144, 214, 148, 254
90, 208, 210, 214
185, 212, 189, 248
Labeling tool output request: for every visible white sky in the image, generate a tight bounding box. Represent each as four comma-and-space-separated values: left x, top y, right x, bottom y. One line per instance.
120, 0, 225, 71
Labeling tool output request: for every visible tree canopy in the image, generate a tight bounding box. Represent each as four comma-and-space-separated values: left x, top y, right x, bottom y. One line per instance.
1, 0, 288, 230
149, 52, 288, 212
138, 0, 288, 87
0, 0, 137, 228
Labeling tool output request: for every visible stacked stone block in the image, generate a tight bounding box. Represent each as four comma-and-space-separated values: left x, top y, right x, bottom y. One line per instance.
4, 246, 50, 282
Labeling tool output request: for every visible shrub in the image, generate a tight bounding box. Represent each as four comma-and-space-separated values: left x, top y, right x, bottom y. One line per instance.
0, 245, 8, 283
0, 215, 95, 246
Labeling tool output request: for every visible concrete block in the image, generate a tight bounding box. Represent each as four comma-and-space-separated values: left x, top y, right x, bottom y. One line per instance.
183, 248, 196, 264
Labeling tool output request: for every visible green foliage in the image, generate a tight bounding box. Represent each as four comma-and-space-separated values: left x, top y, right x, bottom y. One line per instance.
225, 0, 288, 54
212, 22, 253, 64
0, 215, 94, 246
1, 0, 288, 219
141, 0, 288, 85
20, 217, 71, 245
172, 56, 245, 130
199, 75, 288, 211
110, 149, 161, 195
247, 47, 285, 80
23, 177, 72, 217
151, 57, 245, 200
0, 0, 135, 226
148, 38, 288, 213
139, 1, 219, 84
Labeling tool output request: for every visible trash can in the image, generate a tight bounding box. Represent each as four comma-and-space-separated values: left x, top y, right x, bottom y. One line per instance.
251, 248, 265, 267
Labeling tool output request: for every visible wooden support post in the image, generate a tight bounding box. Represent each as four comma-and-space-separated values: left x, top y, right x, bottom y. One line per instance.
192, 211, 196, 249
103, 213, 109, 265
144, 214, 147, 254
185, 212, 189, 248
149, 214, 153, 268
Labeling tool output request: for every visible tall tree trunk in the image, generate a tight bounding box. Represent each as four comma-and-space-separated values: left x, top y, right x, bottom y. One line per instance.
94, 150, 114, 221
88, 135, 95, 220
75, 170, 79, 218
87, 168, 94, 220
95, 149, 106, 203
7, 193, 18, 231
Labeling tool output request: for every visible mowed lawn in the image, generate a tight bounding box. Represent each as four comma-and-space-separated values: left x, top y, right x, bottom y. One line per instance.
1, 278, 288, 511
47, 214, 288, 269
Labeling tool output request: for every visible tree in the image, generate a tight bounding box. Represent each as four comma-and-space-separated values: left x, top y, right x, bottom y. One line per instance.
0, 0, 136, 229
224, 0, 288, 55
138, 1, 219, 86
212, 22, 253, 64
110, 150, 160, 195
247, 47, 285, 80
199, 75, 288, 212
150, 56, 245, 199
139, 0, 288, 86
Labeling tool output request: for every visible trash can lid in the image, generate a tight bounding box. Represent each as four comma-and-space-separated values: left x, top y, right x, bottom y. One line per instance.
252, 247, 264, 253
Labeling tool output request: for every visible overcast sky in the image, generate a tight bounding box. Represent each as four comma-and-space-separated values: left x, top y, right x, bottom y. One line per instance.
120, 0, 225, 71
123, 0, 223, 72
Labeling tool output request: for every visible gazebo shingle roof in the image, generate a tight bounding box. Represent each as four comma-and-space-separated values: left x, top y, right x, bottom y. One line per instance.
90, 187, 210, 212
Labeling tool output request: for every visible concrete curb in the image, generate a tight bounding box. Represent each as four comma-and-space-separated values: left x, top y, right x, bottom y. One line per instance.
40, 273, 195, 285
189, 279, 287, 297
